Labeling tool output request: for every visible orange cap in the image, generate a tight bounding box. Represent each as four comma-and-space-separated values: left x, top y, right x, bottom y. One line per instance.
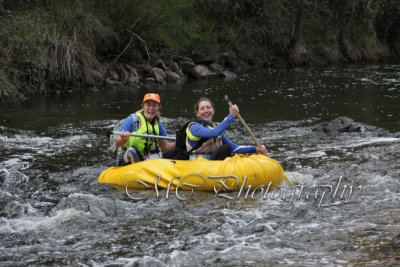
143, 93, 160, 103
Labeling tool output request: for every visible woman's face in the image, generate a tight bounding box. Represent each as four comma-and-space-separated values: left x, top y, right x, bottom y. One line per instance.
143, 100, 159, 121
196, 100, 214, 122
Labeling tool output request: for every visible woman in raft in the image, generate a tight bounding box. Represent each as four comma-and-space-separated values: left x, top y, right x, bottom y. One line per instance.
115, 93, 175, 165
185, 97, 267, 160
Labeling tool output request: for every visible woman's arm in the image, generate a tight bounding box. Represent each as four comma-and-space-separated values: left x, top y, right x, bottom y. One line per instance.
222, 134, 256, 153
115, 115, 135, 147
158, 122, 176, 152
189, 104, 239, 138
189, 114, 235, 138
159, 140, 175, 152
222, 134, 267, 155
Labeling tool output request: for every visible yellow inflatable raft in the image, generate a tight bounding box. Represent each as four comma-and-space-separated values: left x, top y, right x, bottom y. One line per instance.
98, 154, 290, 192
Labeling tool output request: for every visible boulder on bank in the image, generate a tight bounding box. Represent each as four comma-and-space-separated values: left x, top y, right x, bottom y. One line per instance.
125, 64, 140, 85
167, 62, 185, 78
218, 53, 248, 71
209, 63, 224, 74
101, 53, 237, 90
192, 65, 217, 79
109, 70, 119, 80
124, 64, 139, 76
165, 70, 182, 83
221, 70, 237, 80
119, 67, 129, 83
87, 69, 104, 86
151, 67, 166, 84
140, 64, 153, 76
105, 78, 124, 89
192, 52, 214, 65
316, 117, 366, 135
168, 62, 180, 73
144, 77, 156, 84
127, 73, 139, 86
151, 58, 167, 71
175, 56, 196, 74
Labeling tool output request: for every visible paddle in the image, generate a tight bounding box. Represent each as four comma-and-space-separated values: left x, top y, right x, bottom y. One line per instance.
111, 131, 176, 141
224, 95, 261, 147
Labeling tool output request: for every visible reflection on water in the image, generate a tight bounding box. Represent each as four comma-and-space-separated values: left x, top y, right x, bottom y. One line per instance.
2, 64, 399, 131
0, 65, 399, 265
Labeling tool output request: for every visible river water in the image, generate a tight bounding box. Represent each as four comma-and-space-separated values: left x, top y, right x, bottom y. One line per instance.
0, 64, 399, 266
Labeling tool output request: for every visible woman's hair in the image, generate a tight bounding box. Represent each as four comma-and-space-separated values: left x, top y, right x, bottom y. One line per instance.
194, 97, 214, 116
137, 102, 161, 122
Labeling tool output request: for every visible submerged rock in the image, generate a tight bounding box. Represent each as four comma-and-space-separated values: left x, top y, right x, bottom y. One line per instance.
0, 168, 9, 185
315, 117, 366, 135
390, 233, 400, 252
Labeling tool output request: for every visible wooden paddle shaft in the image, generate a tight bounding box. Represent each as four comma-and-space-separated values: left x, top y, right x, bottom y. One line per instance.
224, 95, 261, 147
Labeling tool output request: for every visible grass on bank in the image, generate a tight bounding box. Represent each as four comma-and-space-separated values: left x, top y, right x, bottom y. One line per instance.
0, 8, 107, 102
1, 0, 398, 102
0, 1, 220, 102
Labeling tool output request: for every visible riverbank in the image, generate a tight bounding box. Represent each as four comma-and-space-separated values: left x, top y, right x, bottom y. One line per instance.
1, 1, 399, 103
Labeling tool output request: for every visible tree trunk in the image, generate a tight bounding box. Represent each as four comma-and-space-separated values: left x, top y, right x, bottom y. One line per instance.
337, 0, 351, 61
286, 0, 305, 58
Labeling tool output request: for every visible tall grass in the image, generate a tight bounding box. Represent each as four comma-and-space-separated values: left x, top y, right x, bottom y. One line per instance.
0, 67, 24, 102
0, 6, 107, 101
0, 0, 398, 102
0, 10, 46, 102
45, 11, 105, 87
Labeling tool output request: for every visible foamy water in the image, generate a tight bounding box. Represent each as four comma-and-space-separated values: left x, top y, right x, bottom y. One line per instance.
1, 65, 399, 266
